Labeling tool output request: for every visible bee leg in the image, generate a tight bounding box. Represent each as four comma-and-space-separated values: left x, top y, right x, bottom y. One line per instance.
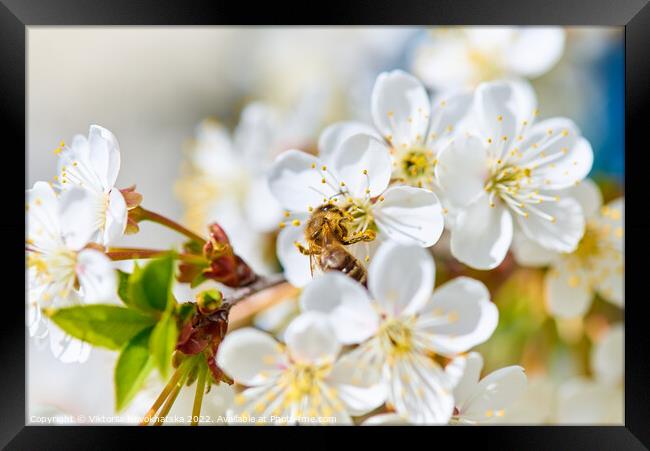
294, 242, 312, 255
341, 229, 376, 245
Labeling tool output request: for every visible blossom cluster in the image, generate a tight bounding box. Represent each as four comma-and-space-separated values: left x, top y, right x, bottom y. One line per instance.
27, 28, 623, 426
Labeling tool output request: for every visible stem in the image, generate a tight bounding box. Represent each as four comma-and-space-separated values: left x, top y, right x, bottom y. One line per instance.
191, 362, 208, 426
154, 379, 184, 426
140, 357, 194, 425
107, 247, 207, 264
225, 273, 288, 308
137, 206, 206, 245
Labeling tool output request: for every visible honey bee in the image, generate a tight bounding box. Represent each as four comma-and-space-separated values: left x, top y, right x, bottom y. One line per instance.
295, 203, 376, 285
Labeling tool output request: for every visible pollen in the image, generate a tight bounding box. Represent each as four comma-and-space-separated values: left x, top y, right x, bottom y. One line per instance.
284, 211, 291, 217
497, 115, 503, 121
278, 222, 286, 228
292, 219, 301, 227
487, 138, 493, 144
53, 147, 62, 155
321, 178, 326, 184
365, 255, 370, 262
59, 140, 65, 147
340, 181, 345, 187
379, 196, 385, 202
321, 165, 327, 171
362, 169, 368, 175
311, 163, 316, 169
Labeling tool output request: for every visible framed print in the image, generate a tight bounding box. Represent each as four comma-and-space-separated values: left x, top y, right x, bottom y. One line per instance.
3, 0, 649, 449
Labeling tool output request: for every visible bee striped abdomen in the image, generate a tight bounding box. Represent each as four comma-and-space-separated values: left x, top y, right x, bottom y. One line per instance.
320, 246, 367, 286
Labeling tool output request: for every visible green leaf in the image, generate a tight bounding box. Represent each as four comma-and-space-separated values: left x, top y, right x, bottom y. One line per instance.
48, 305, 156, 350
190, 271, 208, 289
117, 270, 131, 305
128, 253, 176, 313
149, 312, 178, 379
115, 327, 155, 412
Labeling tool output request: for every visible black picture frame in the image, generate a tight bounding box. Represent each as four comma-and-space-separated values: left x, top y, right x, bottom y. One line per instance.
3, 0, 648, 449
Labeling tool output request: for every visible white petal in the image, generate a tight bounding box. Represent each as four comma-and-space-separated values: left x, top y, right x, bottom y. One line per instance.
330, 133, 391, 198
88, 125, 121, 189
48, 322, 92, 363
387, 353, 455, 424
362, 413, 408, 425
233, 102, 280, 170
472, 81, 520, 145
58, 187, 100, 250
300, 272, 379, 345
102, 189, 128, 246
27, 182, 62, 250
505, 28, 565, 77
371, 70, 431, 147
450, 195, 513, 270
417, 277, 498, 356
318, 121, 380, 163
451, 352, 483, 409
459, 365, 527, 423
276, 223, 312, 287
284, 312, 341, 364
567, 177, 602, 219
436, 134, 488, 207
591, 323, 623, 385
545, 258, 593, 318
328, 357, 386, 416
427, 89, 473, 147
368, 242, 435, 317
511, 233, 559, 267
267, 150, 337, 212
374, 185, 444, 247
516, 196, 585, 253
216, 328, 287, 386
76, 249, 117, 302
522, 127, 593, 190
243, 176, 284, 232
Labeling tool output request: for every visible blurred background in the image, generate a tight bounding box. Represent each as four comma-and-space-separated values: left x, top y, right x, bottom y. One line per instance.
27, 26, 624, 424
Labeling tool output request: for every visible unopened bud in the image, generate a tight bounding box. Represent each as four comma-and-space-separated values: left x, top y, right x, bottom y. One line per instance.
197, 289, 223, 314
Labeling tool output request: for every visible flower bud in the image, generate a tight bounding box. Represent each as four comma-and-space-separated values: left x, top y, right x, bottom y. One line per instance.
196, 289, 223, 314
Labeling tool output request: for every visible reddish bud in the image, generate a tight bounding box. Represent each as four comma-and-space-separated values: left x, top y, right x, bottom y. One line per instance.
202, 223, 257, 288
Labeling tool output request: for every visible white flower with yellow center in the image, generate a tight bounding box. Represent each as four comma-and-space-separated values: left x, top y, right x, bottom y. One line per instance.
216, 312, 385, 425
436, 79, 593, 269
53, 125, 127, 247
412, 27, 566, 91
26, 181, 117, 362
320, 70, 472, 193
301, 243, 498, 424
268, 133, 444, 287
513, 179, 623, 318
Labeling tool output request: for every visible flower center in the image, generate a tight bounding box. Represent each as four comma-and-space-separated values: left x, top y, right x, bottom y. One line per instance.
27, 247, 78, 302
342, 197, 377, 236
397, 148, 436, 188
284, 362, 331, 398
378, 317, 416, 356
483, 163, 559, 222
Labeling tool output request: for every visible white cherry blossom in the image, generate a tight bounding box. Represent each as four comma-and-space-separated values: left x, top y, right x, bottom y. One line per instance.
412, 27, 566, 91
450, 352, 527, 424
216, 312, 385, 424
321, 70, 472, 193
513, 179, 623, 318
54, 125, 127, 247
26, 181, 117, 362
436, 79, 593, 269
300, 242, 498, 423
268, 133, 444, 287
